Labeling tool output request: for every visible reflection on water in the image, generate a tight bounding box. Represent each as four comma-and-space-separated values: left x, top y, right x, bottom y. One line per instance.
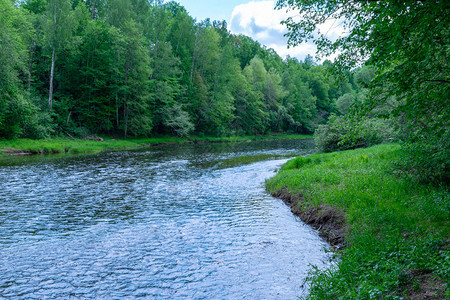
0, 139, 330, 298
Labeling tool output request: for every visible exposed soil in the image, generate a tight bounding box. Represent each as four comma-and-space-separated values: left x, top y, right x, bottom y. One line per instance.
271, 188, 347, 249
82, 135, 104, 142
405, 270, 448, 299
272, 188, 448, 297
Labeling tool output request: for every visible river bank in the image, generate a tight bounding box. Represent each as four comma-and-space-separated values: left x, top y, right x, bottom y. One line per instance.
266, 144, 449, 299
0, 134, 311, 156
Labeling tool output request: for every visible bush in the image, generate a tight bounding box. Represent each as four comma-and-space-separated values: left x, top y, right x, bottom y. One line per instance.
0, 95, 29, 139
0, 94, 56, 139
336, 93, 356, 115
21, 110, 55, 139
396, 134, 450, 185
21, 97, 55, 139
314, 114, 397, 153
162, 104, 194, 137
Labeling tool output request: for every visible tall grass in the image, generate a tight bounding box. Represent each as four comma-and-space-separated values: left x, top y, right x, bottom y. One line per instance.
266, 144, 449, 299
0, 137, 181, 155
217, 153, 299, 169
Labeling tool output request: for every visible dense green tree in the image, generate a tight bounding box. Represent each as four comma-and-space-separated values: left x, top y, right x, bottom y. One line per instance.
1, 0, 358, 140
22, 0, 46, 14
231, 71, 267, 134
242, 56, 272, 133
166, 2, 195, 84
72, 17, 119, 132
149, 41, 183, 131
41, 0, 76, 108
0, 0, 34, 138
281, 60, 317, 132
233, 35, 263, 70
161, 103, 193, 137
188, 24, 224, 132
336, 93, 355, 115
199, 44, 237, 135
277, 0, 449, 182
105, 0, 131, 28
118, 20, 152, 138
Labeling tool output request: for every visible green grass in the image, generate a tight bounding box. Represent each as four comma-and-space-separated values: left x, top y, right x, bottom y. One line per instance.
0, 134, 312, 156
0, 137, 184, 155
194, 133, 312, 143
218, 153, 299, 169
266, 144, 449, 299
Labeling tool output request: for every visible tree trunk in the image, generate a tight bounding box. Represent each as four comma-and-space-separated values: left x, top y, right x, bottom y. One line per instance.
66, 111, 72, 125
190, 55, 196, 82
123, 49, 131, 139
49, 46, 56, 109
113, 44, 120, 128
90, 2, 96, 20
27, 41, 35, 91
116, 94, 119, 127
123, 99, 128, 138
190, 31, 199, 82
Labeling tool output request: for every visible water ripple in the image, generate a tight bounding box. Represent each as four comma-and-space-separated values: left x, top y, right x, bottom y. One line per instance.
0, 139, 330, 299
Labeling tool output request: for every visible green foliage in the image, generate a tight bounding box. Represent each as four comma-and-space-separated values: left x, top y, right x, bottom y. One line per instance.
218, 153, 298, 169
281, 156, 313, 171
3, 0, 363, 140
19, 97, 55, 139
119, 19, 153, 137
277, 0, 449, 186
397, 134, 450, 185
0, 0, 37, 138
266, 144, 449, 299
281, 58, 319, 132
314, 114, 396, 153
336, 93, 355, 115
0, 95, 32, 139
161, 104, 194, 137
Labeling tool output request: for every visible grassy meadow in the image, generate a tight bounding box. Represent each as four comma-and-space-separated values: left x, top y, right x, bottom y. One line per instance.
217, 153, 300, 169
266, 144, 449, 299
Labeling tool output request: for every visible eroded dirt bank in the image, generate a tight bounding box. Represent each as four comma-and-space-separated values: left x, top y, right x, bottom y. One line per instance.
271, 188, 346, 249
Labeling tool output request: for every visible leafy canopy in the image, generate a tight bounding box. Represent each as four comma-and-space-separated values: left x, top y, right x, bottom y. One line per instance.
277, 0, 449, 183
277, 0, 449, 135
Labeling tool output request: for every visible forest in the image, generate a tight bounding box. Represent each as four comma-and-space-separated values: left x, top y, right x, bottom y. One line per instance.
1, 0, 448, 298
0, 0, 370, 140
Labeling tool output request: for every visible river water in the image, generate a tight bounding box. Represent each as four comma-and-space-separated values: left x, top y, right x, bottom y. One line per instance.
0, 139, 330, 299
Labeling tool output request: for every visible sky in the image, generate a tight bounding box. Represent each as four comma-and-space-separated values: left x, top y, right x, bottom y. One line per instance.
171, 0, 344, 62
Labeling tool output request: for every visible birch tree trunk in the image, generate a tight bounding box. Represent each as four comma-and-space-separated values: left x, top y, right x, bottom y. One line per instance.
27, 41, 35, 91
48, 46, 55, 108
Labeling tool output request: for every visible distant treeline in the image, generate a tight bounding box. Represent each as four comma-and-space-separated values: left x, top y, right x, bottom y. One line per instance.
0, 0, 368, 139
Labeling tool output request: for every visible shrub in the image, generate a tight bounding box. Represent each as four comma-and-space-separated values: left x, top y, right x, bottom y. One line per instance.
396, 133, 450, 185
162, 104, 194, 137
21, 106, 55, 139
314, 114, 396, 153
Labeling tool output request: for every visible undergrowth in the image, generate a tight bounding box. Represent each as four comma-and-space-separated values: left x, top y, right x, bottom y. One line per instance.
266, 144, 449, 299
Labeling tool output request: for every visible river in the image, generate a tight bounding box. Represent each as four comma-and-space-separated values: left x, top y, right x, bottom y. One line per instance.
0, 139, 330, 299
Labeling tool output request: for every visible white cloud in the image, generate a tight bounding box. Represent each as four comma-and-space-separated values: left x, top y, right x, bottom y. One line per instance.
229, 1, 345, 62
230, 1, 287, 33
